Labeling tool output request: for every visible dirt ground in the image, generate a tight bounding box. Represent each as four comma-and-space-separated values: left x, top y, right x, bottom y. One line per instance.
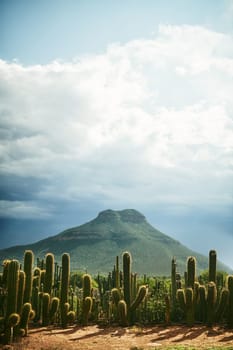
2, 324, 233, 350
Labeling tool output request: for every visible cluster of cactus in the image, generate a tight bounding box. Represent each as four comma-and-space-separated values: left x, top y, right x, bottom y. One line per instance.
1, 248, 233, 345
175, 250, 233, 328
0, 253, 35, 344
110, 252, 147, 326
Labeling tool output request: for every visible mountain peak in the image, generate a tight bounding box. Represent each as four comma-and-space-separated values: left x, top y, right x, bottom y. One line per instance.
96, 209, 146, 224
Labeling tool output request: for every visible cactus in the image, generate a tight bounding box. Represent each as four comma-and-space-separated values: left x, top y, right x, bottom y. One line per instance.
207, 282, 217, 327
171, 257, 177, 309
60, 253, 70, 327
82, 274, 92, 300
111, 288, 121, 306
226, 275, 233, 328
115, 255, 119, 289
186, 288, 194, 326
44, 253, 54, 295
209, 250, 217, 284
118, 300, 128, 326
187, 257, 196, 289
23, 250, 34, 303
198, 285, 207, 323
165, 293, 171, 325
82, 296, 93, 326
123, 252, 131, 309
6, 260, 19, 320
18, 302, 34, 336
4, 313, 20, 344
42, 293, 50, 326
215, 288, 229, 323
177, 288, 186, 313
130, 285, 147, 312
49, 297, 60, 324
17, 270, 25, 316
31, 286, 40, 321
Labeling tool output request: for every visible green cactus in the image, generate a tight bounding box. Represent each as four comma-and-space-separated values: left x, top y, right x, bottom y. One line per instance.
215, 288, 229, 323
165, 293, 171, 325
177, 288, 186, 313
198, 285, 207, 323
23, 250, 34, 303
82, 274, 92, 300
111, 288, 121, 306
186, 288, 194, 326
115, 255, 119, 289
17, 270, 25, 316
130, 285, 147, 312
123, 251, 131, 309
31, 286, 40, 321
6, 260, 19, 320
60, 253, 71, 328
171, 257, 177, 309
4, 313, 20, 344
19, 302, 34, 336
207, 281, 217, 327
49, 297, 60, 324
226, 275, 233, 328
82, 296, 93, 326
209, 250, 217, 284
42, 293, 50, 326
187, 256, 196, 289
117, 300, 128, 326
44, 253, 54, 295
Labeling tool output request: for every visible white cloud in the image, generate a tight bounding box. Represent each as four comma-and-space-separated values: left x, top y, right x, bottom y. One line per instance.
0, 200, 52, 219
0, 24, 232, 217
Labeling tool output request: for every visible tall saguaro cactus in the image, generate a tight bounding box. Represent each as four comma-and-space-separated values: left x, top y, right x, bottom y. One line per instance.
6, 260, 20, 320
123, 251, 131, 309
187, 256, 196, 290
171, 257, 177, 310
44, 253, 54, 295
209, 250, 217, 284
60, 253, 74, 328
23, 250, 34, 303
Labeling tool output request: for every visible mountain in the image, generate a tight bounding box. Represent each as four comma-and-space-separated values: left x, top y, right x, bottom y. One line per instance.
0, 209, 230, 275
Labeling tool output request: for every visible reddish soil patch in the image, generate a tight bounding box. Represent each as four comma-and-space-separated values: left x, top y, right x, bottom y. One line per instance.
1, 324, 233, 350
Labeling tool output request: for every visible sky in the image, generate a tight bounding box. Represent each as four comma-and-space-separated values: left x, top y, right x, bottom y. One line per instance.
0, 0, 233, 269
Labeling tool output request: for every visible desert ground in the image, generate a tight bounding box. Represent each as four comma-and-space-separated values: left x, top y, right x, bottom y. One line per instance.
1, 324, 233, 350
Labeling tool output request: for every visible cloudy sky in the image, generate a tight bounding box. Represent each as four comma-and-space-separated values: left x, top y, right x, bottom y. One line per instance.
0, 0, 233, 268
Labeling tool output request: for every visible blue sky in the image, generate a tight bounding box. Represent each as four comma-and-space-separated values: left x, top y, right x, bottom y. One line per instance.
0, 0, 233, 269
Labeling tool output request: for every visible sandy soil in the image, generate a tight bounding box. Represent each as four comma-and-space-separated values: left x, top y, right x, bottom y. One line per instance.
1, 324, 233, 350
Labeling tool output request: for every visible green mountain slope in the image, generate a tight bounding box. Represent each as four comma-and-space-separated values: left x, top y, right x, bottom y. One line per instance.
0, 209, 230, 275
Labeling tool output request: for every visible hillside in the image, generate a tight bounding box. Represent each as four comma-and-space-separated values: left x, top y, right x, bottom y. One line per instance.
0, 209, 230, 275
